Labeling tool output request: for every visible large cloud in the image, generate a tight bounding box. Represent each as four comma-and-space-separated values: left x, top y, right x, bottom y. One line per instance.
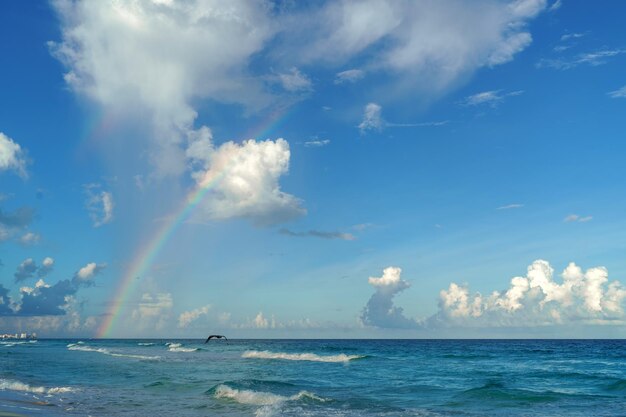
433, 260, 626, 326
187, 128, 305, 225
50, 0, 275, 176
360, 266, 420, 328
295, 0, 545, 89
1, 261, 106, 316
0, 132, 28, 178
14, 257, 55, 282
359, 261, 626, 330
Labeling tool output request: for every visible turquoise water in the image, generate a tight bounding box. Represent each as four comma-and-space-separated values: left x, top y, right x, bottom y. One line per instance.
1, 339, 625, 416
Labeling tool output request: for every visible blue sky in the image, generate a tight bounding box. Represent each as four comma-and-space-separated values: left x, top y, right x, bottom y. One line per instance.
1, 0, 625, 338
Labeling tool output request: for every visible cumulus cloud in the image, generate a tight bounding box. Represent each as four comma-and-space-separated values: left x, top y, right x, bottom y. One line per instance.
0, 132, 28, 178
50, 0, 275, 176
253, 311, 270, 329
39, 257, 55, 278
131, 293, 173, 331
334, 69, 365, 84
178, 304, 211, 328
84, 184, 114, 227
278, 67, 313, 92
73, 262, 106, 284
279, 228, 355, 241
433, 260, 626, 326
460, 89, 523, 107
360, 267, 420, 328
14, 257, 55, 283
187, 128, 305, 225
14, 258, 38, 282
359, 103, 384, 133
608, 86, 626, 99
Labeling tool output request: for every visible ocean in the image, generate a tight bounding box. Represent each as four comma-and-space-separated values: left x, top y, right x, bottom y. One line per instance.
1, 339, 625, 416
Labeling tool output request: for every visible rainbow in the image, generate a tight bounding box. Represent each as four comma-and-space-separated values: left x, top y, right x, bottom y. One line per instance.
96, 107, 294, 338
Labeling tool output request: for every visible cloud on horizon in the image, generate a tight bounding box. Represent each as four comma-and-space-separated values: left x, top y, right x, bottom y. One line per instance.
360, 261, 626, 330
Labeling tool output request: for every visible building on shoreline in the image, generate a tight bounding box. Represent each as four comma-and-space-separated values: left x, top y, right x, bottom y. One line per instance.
0, 332, 37, 340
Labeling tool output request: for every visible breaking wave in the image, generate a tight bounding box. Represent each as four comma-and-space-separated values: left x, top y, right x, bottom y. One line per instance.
138, 342, 155, 346
213, 384, 326, 406
242, 350, 365, 363
0, 378, 75, 395
0, 340, 38, 347
166, 342, 199, 353
67, 343, 160, 360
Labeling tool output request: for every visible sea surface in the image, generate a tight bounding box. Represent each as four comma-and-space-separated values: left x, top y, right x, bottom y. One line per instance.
1, 339, 625, 416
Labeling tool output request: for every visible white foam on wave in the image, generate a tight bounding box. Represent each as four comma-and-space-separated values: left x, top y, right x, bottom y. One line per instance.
67, 343, 160, 360
242, 350, 364, 363
167, 342, 199, 352
0, 378, 75, 396
138, 342, 155, 346
0, 340, 38, 347
214, 384, 326, 406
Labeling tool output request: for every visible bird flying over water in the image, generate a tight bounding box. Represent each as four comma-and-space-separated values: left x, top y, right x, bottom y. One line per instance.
205, 335, 228, 343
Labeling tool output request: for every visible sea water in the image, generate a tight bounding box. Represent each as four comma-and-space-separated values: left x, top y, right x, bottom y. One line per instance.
1, 339, 625, 416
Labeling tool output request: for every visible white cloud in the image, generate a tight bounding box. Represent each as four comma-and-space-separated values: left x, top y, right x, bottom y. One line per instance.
39, 257, 55, 278
188, 132, 305, 226
334, 69, 365, 84
178, 304, 211, 328
434, 260, 626, 326
50, 0, 276, 176
360, 266, 419, 329
560, 32, 584, 42
253, 311, 270, 329
497, 203, 524, 210
460, 89, 523, 107
358, 103, 383, 133
0, 132, 28, 178
564, 214, 592, 223
303, 139, 330, 148
303, 0, 544, 88
19, 232, 41, 246
74, 262, 106, 282
608, 86, 626, 99
85, 184, 114, 227
131, 293, 173, 331
538, 49, 626, 70
548, 0, 562, 12
278, 67, 313, 92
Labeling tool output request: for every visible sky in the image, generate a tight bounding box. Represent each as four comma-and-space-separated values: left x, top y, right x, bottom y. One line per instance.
1, 0, 626, 338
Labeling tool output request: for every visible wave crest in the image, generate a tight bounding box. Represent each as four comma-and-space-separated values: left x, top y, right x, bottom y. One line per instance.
0, 378, 75, 395
67, 343, 160, 360
167, 343, 199, 352
242, 350, 364, 363
214, 384, 326, 406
